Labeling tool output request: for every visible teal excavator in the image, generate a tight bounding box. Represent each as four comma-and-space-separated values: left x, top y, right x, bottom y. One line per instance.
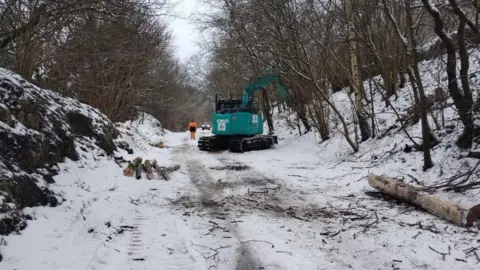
198, 69, 288, 153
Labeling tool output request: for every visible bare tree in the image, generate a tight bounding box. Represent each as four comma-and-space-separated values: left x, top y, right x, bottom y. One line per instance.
346, 0, 371, 142
422, 0, 475, 149
0, 0, 203, 131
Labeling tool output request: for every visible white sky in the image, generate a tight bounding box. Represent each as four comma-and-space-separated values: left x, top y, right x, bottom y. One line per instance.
167, 0, 202, 63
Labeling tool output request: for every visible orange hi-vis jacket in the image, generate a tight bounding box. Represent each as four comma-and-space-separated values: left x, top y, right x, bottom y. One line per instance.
188, 121, 197, 132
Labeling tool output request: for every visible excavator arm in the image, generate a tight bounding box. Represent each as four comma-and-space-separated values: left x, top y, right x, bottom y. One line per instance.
241, 71, 288, 108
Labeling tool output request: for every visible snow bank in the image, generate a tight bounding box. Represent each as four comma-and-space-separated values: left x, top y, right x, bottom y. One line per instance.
117, 113, 167, 144
0, 66, 180, 262
0, 67, 132, 240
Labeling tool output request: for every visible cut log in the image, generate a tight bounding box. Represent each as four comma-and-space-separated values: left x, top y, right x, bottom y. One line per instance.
145, 160, 153, 180
135, 162, 142, 180
152, 162, 180, 181
368, 172, 480, 228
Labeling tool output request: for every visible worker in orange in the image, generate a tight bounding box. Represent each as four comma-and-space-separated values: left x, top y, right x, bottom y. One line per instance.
188, 119, 197, 140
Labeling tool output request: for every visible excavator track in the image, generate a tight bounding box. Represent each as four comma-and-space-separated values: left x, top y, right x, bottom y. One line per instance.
198, 135, 229, 152
228, 136, 245, 153
199, 135, 277, 153
228, 135, 277, 153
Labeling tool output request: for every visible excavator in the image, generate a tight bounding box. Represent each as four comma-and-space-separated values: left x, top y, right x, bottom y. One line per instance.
198, 69, 288, 153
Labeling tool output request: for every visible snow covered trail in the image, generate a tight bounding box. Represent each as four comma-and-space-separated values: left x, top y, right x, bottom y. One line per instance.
1, 133, 208, 270
167, 131, 478, 270
169, 139, 332, 270
209, 139, 480, 270
2, 131, 478, 270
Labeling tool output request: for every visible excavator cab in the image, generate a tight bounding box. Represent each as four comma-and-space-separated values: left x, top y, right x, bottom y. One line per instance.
212, 93, 263, 136
215, 94, 259, 114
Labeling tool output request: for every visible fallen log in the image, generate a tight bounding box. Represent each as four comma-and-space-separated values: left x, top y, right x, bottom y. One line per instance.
368, 173, 480, 228
151, 159, 180, 181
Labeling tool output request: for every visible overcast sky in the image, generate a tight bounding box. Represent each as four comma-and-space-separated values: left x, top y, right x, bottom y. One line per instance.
167, 0, 203, 63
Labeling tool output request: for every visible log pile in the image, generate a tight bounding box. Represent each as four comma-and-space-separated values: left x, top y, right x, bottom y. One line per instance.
123, 157, 180, 180
368, 172, 479, 228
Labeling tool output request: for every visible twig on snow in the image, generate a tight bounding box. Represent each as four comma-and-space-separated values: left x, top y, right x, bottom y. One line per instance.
373, 143, 399, 163
190, 242, 231, 260
464, 246, 480, 263
395, 170, 422, 185
429, 246, 448, 261
406, 221, 440, 234
429, 160, 480, 192
205, 221, 226, 236
129, 197, 139, 205
352, 165, 376, 169
356, 176, 367, 182
240, 240, 275, 248
247, 188, 268, 196
327, 160, 346, 169
360, 212, 379, 233
230, 220, 244, 226
329, 230, 341, 238
260, 185, 281, 192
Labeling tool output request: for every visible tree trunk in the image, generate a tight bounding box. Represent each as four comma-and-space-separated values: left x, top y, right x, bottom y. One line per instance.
297, 108, 311, 134
368, 173, 480, 228
309, 98, 330, 141
457, 14, 475, 147
261, 88, 274, 135
382, 63, 397, 106
346, 0, 371, 141
369, 78, 376, 138
406, 0, 434, 170
422, 0, 474, 149
399, 72, 406, 88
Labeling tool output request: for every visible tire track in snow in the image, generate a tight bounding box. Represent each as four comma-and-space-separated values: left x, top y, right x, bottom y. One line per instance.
126, 208, 147, 262
111, 181, 203, 270
53, 194, 131, 270
85, 198, 145, 270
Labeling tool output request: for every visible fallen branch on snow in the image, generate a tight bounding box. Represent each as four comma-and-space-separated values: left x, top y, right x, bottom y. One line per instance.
429, 160, 480, 192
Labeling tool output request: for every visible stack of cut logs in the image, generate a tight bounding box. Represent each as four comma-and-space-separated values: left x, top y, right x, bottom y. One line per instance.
123, 157, 180, 181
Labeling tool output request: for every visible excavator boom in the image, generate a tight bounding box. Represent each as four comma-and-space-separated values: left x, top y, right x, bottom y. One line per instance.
241, 71, 287, 108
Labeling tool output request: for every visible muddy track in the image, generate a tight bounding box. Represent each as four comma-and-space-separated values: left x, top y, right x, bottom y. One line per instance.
171, 145, 346, 224
168, 144, 266, 269
186, 157, 264, 269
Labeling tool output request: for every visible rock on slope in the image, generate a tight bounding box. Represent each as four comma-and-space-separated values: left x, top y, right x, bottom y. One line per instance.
0, 68, 125, 237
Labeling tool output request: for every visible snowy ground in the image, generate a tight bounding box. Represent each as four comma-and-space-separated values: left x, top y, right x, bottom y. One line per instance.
3, 48, 480, 269
1, 123, 478, 270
